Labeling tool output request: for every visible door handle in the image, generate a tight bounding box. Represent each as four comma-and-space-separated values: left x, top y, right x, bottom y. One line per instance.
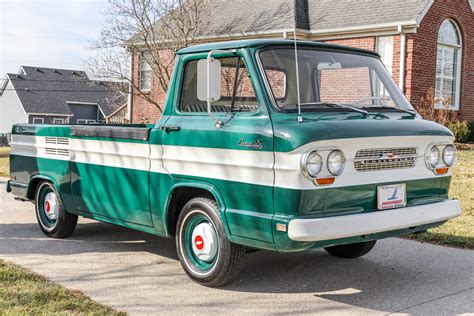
160, 125, 181, 133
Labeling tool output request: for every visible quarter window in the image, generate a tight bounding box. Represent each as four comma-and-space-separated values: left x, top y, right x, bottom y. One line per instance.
139, 54, 152, 91
435, 19, 462, 110
179, 57, 258, 113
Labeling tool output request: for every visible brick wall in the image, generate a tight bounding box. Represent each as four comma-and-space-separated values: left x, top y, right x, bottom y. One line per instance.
324, 37, 376, 51
130, 53, 167, 124
405, 0, 474, 121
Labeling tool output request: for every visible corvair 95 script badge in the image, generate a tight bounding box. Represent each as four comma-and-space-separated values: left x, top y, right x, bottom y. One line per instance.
238, 138, 263, 150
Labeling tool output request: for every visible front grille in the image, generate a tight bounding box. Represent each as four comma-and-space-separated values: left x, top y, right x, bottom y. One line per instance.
354, 147, 418, 172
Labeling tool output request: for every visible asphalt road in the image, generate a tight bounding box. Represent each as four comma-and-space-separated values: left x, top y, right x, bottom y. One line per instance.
1, 179, 473, 315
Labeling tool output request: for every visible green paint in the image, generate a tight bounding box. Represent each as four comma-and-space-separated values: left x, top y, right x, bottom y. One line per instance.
9, 40, 458, 255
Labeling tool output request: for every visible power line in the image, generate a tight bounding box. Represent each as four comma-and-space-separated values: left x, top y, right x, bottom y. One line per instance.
1, 88, 119, 93
0, 33, 91, 42
0, 59, 82, 65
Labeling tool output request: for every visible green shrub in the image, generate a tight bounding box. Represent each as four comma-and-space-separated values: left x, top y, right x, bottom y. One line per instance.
469, 121, 474, 142
447, 120, 471, 143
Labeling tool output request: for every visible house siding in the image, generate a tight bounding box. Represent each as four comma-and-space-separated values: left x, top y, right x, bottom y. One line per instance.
0, 80, 27, 133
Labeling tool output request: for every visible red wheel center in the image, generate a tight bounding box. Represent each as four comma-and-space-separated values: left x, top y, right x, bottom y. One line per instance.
194, 235, 204, 251
45, 201, 51, 212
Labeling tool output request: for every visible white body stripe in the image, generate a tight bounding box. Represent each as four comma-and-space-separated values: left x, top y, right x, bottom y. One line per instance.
10, 134, 452, 190
274, 135, 453, 189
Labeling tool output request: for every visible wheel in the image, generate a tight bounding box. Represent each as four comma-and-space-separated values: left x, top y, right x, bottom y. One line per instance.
35, 181, 78, 238
324, 240, 376, 259
176, 197, 245, 287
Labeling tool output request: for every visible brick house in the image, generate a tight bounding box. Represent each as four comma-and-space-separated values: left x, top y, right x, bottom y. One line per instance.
128, 0, 474, 124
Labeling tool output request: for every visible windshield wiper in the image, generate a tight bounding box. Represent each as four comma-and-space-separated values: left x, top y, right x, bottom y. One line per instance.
362, 106, 417, 116
300, 102, 369, 117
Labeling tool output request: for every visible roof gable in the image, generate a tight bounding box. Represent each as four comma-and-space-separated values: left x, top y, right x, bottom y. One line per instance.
6, 66, 125, 116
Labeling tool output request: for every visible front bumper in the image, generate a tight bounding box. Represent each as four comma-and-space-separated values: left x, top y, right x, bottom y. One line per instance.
288, 200, 461, 242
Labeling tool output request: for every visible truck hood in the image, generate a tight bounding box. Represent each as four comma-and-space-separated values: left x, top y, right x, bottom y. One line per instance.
272, 114, 453, 152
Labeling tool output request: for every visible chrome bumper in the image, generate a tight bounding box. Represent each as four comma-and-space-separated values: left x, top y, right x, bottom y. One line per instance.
287, 200, 461, 242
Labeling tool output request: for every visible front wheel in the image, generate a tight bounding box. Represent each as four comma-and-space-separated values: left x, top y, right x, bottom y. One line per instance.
35, 181, 78, 238
176, 197, 245, 287
324, 240, 376, 258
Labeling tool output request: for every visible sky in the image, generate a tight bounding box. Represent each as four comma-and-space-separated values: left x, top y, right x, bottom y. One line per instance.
0, 0, 109, 76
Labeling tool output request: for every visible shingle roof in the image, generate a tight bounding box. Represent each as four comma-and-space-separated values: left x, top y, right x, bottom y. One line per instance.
6, 66, 125, 116
130, 0, 431, 45
308, 0, 430, 31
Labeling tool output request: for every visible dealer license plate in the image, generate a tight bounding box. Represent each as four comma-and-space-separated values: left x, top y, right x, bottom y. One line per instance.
377, 184, 406, 210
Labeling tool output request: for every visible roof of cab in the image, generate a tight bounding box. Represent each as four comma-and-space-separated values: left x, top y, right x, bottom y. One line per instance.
177, 39, 380, 57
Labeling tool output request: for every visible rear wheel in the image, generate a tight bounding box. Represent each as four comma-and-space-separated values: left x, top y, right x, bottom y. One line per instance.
35, 181, 78, 238
324, 240, 376, 258
176, 197, 245, 287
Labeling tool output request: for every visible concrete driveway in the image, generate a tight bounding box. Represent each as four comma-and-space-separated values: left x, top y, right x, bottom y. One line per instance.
1, 179, 473, 315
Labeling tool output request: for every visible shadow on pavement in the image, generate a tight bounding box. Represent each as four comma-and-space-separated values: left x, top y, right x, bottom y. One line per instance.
1, 219, 473, 314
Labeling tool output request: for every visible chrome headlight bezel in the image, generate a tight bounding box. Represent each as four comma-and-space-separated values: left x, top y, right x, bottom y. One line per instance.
442, 144, 457, 167
301, 151, 323, 179
327, 150, 346, 176
425, 145, 441, 169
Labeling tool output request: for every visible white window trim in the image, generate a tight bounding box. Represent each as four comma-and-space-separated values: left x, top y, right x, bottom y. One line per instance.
53, 118, 64, 124
32, 117, 44, 124
139, 54, 152, 92
434, 19, 462, 111
77, 119, 97, 124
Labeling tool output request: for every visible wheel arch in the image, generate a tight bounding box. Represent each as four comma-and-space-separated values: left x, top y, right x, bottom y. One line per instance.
26, 175, 60, 200
163, 181, 232, 240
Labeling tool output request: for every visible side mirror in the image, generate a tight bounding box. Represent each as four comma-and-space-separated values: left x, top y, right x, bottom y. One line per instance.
197, 59, 221, 102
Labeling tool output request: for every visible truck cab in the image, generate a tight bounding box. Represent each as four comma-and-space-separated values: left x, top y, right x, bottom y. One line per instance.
7, 39, 460, 286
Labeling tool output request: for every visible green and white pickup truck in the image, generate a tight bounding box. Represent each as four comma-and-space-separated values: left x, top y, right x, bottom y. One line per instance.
7, 39, 460, 286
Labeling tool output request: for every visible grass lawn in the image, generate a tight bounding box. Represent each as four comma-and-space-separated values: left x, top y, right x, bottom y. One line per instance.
405, 147, 474, 249
0, 259, 124, 315
0, 147, 9, 178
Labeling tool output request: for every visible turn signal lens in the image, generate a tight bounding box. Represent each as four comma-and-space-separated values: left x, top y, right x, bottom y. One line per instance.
434, 167, 449, 175
315, 177, 335, 185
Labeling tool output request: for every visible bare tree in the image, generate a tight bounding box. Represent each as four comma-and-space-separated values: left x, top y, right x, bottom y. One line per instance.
88, 0, 207, 113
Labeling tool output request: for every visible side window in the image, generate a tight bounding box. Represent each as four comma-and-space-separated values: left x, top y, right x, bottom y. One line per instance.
265, 69, 287, 100
179, 57, 259, 113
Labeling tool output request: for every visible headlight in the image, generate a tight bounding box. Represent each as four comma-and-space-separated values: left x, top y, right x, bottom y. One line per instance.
301, 151, 322, 178
327, 150, 345, 176
443, 145, 457, 166
426, 146, 440, 168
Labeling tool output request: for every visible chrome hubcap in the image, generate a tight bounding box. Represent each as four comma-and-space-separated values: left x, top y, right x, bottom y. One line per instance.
44, 192, 58, 220
191, 222, 218, 262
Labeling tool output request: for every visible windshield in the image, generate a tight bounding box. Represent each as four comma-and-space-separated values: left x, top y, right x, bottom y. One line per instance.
259, 48, 414, 113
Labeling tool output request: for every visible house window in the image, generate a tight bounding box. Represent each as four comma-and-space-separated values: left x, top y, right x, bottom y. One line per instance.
32, 117, 44, 124
376, 36, 393, 74
53, 118, 64, 124
376, 36, 394, 100
139, 54, 152, 91
435, 19, 462, 110
77, 119, 97, 124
